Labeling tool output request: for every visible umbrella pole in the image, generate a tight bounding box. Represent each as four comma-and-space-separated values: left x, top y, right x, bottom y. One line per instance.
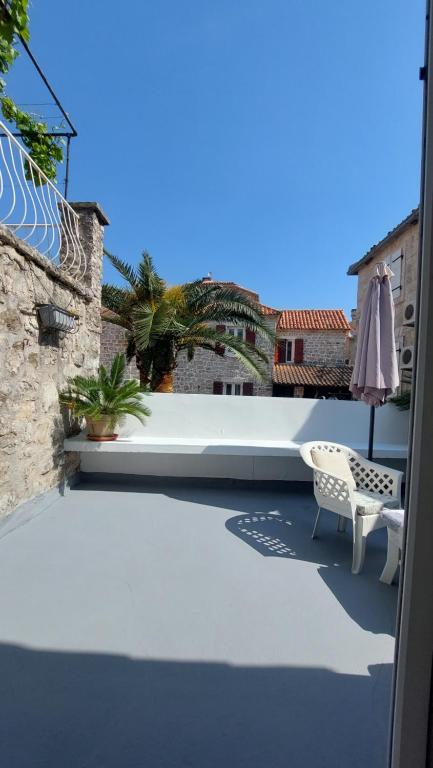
368, 405, 375, 461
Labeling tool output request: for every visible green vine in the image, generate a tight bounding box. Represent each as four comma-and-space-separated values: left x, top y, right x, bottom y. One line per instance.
0, 0, 64, 183
1, 96, 63, 182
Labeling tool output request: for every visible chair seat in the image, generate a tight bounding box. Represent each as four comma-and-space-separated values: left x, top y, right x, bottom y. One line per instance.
353, 489, 401, 516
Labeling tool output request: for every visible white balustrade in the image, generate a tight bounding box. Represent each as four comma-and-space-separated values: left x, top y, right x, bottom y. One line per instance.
0, 120, 86, 280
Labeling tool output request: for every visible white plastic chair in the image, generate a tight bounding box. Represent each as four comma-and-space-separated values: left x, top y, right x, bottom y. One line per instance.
299, 441, 403, 574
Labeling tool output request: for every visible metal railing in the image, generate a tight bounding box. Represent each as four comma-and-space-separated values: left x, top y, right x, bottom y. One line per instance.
0, 121, 86, 280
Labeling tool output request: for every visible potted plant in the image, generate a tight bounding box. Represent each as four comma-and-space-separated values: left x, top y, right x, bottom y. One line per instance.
60, 354, 151, 441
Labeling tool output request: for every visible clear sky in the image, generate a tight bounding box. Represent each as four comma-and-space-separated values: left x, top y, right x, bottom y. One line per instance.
7, 0, 425, 315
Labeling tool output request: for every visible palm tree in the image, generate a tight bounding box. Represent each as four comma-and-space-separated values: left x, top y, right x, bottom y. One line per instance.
102, 250, 274, 392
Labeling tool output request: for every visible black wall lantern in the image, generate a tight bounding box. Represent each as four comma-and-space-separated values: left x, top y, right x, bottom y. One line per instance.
37, 304, 76, 333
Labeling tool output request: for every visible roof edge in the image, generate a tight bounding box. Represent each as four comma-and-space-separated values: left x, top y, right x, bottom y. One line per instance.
347, 207, 419, 276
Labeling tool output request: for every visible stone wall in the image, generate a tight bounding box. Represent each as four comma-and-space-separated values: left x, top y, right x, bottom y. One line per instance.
0, 203, 108, 517
100, 319, 139, 380
174, 327, 349, 395
100, 312, 350, 396
350, 218, 419, 388
173, 324, 276, 396
278, 330, 349, 365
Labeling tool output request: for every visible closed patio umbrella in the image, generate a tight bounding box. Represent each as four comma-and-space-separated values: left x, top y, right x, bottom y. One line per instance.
350, 261, 399, 459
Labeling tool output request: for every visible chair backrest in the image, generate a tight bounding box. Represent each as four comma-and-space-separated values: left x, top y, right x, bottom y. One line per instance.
299, 441, 356, 471
300, 440, 401, 499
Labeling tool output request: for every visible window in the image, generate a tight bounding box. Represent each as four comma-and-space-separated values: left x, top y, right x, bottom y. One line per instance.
226, 327, 245, 356
213, 381, 253, 395
279, 338, 294, 362
386, 250, 403, 299
224, 382, 242, 395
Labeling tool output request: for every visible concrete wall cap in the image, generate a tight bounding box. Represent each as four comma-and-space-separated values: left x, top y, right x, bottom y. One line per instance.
68, 202, 110, 226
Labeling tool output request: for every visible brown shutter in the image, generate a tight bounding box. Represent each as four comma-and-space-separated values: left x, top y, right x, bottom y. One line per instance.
245, 328, 256, 345
213, 381, 223, 394
215, 324, 225, 356
243, 382, 254, 396
275, 340, 285, 363
294, 338, 304, 363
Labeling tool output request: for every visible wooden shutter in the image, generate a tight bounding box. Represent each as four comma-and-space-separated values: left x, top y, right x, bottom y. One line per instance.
215, 324, 225, 356
243, 382, 254, 396
245, 328, 256, 345
275, 340, 285, 363
389, 251, 403, 299
294, 339, 304, 363
213, 381, 223, 394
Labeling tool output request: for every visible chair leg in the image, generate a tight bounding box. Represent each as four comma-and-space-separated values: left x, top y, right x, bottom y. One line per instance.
337, 515, 347, 533
380, 536, 400, 585
352, 516, 367, 575
312, 507, 321, 539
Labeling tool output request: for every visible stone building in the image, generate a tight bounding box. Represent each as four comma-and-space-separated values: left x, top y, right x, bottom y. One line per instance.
100, 277, 352, 398
347, 208, 419, 392
272, 309, 352, 398
100, 307, 139, 380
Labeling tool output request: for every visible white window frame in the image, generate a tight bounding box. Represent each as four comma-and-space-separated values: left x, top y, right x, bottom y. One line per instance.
223, 382, 242, 396
280, 337, 295, 363
226, 326, 245, 357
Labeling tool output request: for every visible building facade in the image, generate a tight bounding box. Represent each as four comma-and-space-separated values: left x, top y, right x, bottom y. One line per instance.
347, 208, 419, 392
100, 279, 352, 398
169, 279, 352, 398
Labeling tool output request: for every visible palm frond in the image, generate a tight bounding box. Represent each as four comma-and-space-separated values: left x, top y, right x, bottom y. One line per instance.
104, 248, 139, 289
180, 326, 269, 379
101, 284, 130, 316
137, 252, 166, 301
132, 300, 183, 350
109, 353, 126, 387
183, 284, 275, 341
131, 302, 156, 350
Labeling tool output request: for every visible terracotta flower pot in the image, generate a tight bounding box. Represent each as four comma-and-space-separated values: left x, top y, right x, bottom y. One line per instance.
86, 416, 118, 441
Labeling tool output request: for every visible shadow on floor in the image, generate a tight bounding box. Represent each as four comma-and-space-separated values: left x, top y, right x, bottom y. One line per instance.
224, 509, 397, 636
74, 479, 397, 636
0, 642, 391, 768
76, 476, 311, 514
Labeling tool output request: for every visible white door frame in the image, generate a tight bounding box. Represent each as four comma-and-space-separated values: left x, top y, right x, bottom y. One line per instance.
390, 1, 433, 764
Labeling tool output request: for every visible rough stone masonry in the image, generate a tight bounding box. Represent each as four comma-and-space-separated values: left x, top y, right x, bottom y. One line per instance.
0, 203, 108, 517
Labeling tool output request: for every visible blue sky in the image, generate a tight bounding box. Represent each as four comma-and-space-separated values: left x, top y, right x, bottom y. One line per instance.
7, 0, 424, 315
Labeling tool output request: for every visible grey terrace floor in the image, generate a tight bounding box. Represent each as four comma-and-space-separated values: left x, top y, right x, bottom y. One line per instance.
0, 479, 397, 768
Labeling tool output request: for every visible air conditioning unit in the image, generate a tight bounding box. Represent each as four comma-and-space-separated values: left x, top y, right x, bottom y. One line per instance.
403, 301, 416, 326
401, 345, 414, 370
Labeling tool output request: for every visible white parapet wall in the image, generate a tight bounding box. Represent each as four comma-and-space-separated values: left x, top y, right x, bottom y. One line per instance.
65, 394, 409, 482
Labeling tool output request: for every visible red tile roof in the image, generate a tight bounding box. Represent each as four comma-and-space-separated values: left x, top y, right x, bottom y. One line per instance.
277, 309, 350, 331
259, 303, 281, 316
273, 364, 353, 387
200, 279, 349, 329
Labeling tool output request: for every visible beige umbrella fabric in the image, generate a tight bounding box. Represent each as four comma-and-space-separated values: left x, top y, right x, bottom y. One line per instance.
350, 261, 399, 406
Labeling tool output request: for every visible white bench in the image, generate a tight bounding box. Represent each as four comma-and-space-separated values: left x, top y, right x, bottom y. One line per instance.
64, 393, 409, 482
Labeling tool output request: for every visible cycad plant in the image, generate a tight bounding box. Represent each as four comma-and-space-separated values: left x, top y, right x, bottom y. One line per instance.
60, 354, 151, 440
102, 250, 274, 391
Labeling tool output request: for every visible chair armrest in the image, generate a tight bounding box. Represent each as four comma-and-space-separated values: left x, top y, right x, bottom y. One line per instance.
351, 456, 403, 504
